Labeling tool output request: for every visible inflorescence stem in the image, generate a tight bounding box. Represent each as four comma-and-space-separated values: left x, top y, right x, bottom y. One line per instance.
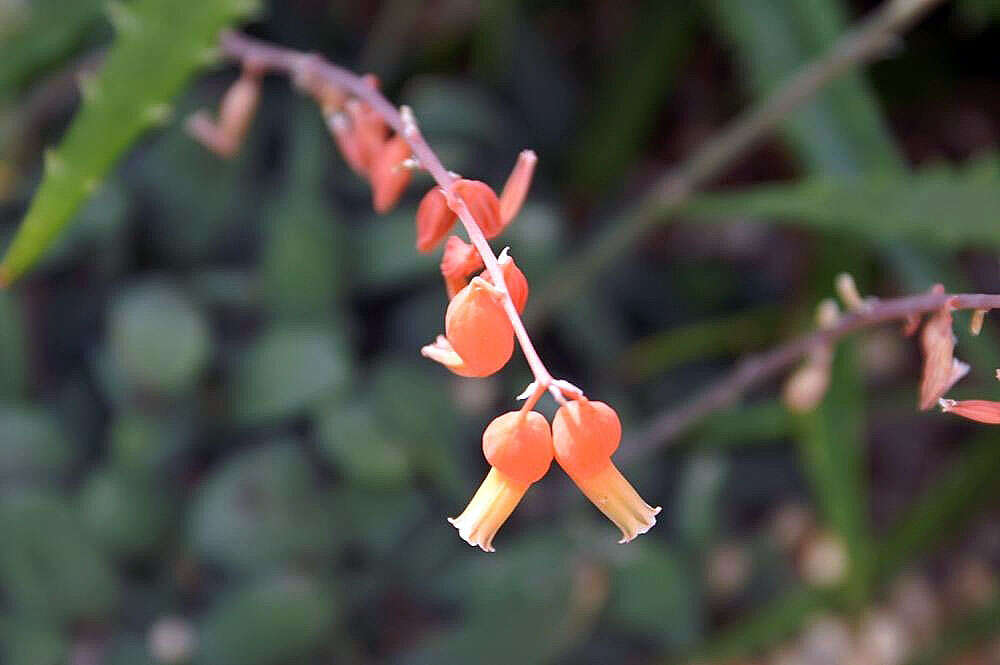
621, 291, 1000, 463
218, 31, 565, 402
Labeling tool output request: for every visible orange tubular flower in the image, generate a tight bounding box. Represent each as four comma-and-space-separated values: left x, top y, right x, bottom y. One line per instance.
552, 399, 660, 543
481, 248, 529, 314
416, 187, 457, 252
450, 411, 553, 551
939, 399, 1000, 424
451, 179, 503, 239
370, 136, 413, 213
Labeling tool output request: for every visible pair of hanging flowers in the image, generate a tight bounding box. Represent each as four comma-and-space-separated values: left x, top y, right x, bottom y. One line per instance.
186, 56, 660, 551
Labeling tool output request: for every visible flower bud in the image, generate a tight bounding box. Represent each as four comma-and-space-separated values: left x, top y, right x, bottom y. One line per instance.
481, 249, 528, 314
783, 347, 832, 413
552, 399, 659, 543
416, 188, 457, 252
919, 304, 957, 410
452, 179, 503, 238
326, 112, 368, 175
499, 150, 537, 226
449, 411, 553, 552
440, 236, 483, 298
444, 278, 514, 377
370, 136, 413, 213
186, 69, 262, 158
346, 98, 388, 172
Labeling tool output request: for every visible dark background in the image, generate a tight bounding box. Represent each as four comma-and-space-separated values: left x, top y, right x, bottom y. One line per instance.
0, 1, 999, 664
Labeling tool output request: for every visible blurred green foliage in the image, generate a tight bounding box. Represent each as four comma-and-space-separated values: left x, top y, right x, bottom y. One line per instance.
0, 1, 998, 664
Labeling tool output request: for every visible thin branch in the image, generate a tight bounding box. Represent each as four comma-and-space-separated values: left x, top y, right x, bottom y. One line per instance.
219, 31, 567, 402
527, 0, 948, 327
619, 292, 1000, 464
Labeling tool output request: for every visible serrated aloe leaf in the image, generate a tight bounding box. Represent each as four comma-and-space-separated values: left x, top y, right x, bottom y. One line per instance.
0, 0, 259, 285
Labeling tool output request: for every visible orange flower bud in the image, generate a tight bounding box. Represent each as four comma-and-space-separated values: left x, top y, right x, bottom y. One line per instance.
499, 150, 537, 227
552, 399, 660, 543
370, 136, 413, 213
326, 112, 367, 175
440, 236, 483, 299
939, 399, 1000, 424
444, 278, 514, 377
919, 304, 957, 410
416, 188, 457, 252
186, 69, 262, 158
783, 346, 832, 413
452, 179, 503, 239
346, 98, 388, 172
450, 410, 554, 552
481, 249, 528, 314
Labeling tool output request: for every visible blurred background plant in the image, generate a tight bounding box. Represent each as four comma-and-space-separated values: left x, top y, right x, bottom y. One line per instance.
0, 1, 999, 664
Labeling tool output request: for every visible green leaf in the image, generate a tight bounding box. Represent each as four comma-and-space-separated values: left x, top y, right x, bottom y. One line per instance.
674, 453, 729, 552
78, 466, 173, 558
352, 209, 437, 290
619, 305, 784, 381
878, 431, 1000, 579
260, 101, 346, 320
0, 0, 105, 98
609, 542, 703, 649
0, 290, 27, 399
792, 342, 872, 604
108, 279, 212, 395
0, 491, 120, 621
370, 357, 462, 495
681, 154, 1000, 248
406, 535, 580, 665
691, 586, 832, 663
906, 595, 1000, 665
198, 574, 338, 665
0, 0, 259, 284
0, 618, 67, 665
315, 400, 412, 489
569, 1, 695, 192
107, 411, 191, 473
0, 404, 72, 486
187, 442, 340, 571
694, 400, 792, 447
227, 326, 351, 426
703, 0, 901, 174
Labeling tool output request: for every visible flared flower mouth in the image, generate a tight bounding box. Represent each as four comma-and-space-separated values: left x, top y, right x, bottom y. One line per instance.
448, 467, 528, 552
571, 463, 661, 543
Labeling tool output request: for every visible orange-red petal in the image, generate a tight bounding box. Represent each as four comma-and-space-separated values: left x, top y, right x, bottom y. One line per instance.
444, 278, 513, 377
452, 179, 503, 238
370, 135, 413, 213
482, 250, 528, 314
939, 399, 1000, 424
499, 150, 536, 227
416, 188, 457, 252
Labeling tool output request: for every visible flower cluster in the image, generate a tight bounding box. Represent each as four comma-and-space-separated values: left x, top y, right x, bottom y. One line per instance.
782, 276, 999, 426
451, 397, 660, 552
188, 55, 659, 551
